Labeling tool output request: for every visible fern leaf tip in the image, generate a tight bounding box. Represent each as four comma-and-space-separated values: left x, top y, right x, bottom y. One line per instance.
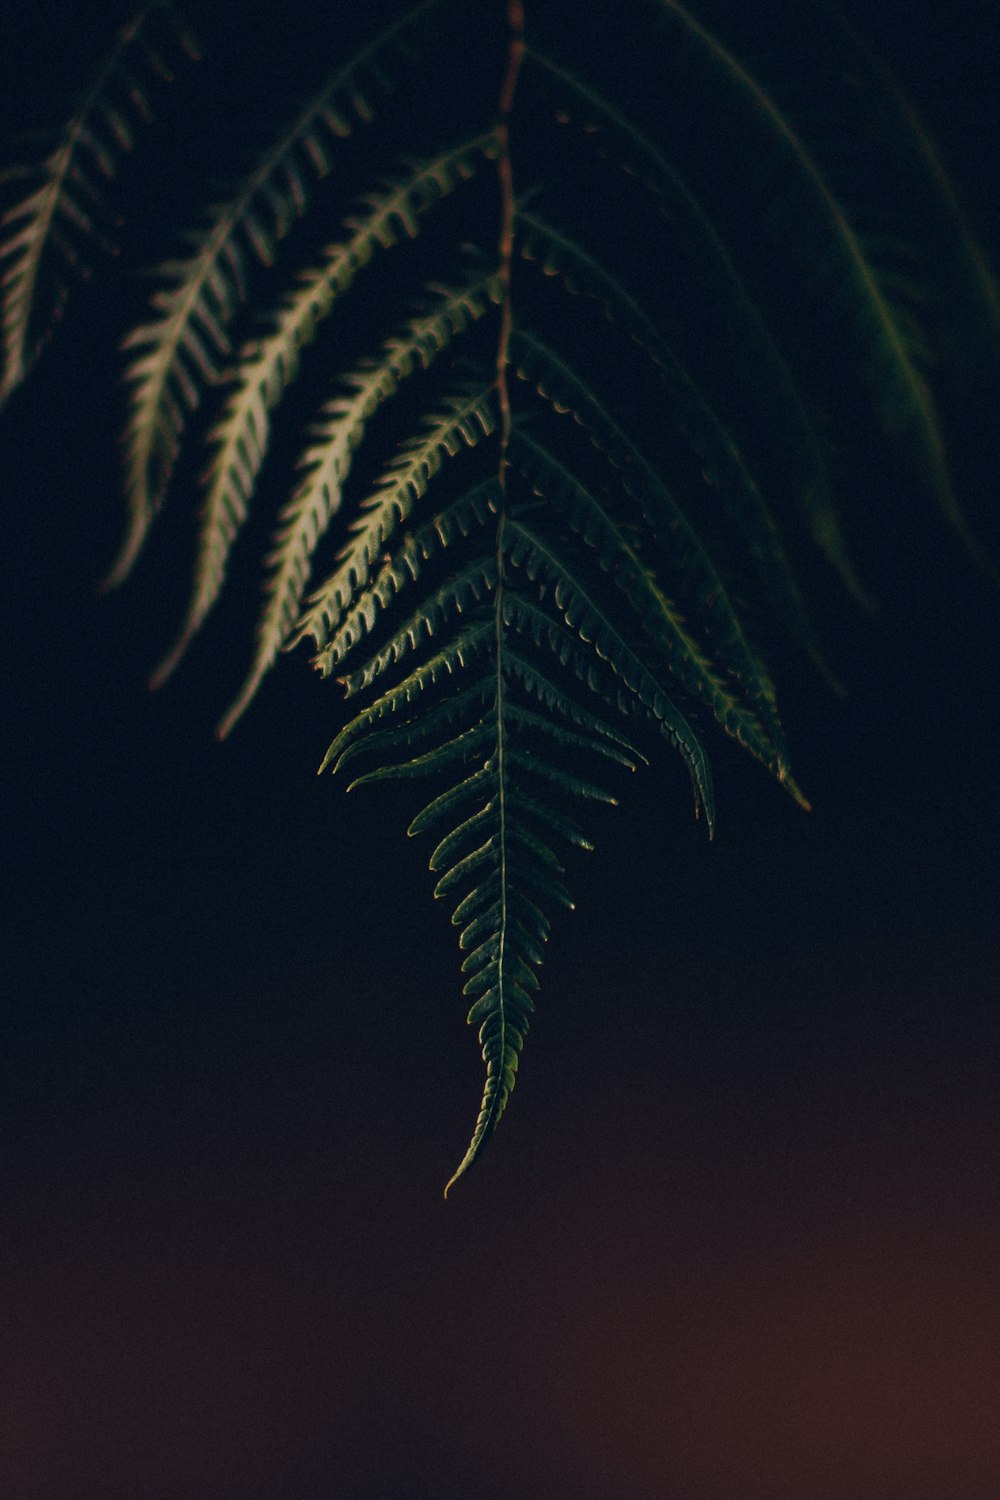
148, 630, 193, 692
215, 698, 247, 741
96, 559, 125, 597
99, 522, 148, 594
442, 1154, 473, 1199
217, 658, 275, 739
783, 773, 812, 812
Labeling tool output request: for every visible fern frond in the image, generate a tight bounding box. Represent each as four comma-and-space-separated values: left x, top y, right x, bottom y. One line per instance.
651, 0, 957, 529
523, 43, 869, 606
317, 623, 494, 772
0, 2, 196, 406
328, 645, 642, 789
328, 611, 631, 1193
827, 5, 1000, 569
509, 326, 787, 760
319, 477, 500, 673
338, 557, 498, 697
155, 163, 497, 699
316, 465, 688, 1187
347, 720, 495, 787
504, 700, 641, 769
830, 8, 1000, 350
293, 384, 497, 658
501, 648, 641, 755
436, 695, 627, 1191
415, 769, 496, 842
508, 426, 804, 785
108, 0, 444, 589
208, 261, 500, 729
330, 680, 494, 782
502, 534, 718, 826
514, 212, 835, 682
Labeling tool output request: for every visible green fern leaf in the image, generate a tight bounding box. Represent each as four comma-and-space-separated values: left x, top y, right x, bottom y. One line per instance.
212, 266, 501, 728
108, 0, 443, 589
317, 624, 495, 772
651, 0, 957, 529
293, 385, 498, 658
505, 701, 641, 769
327, 677, 494, 778
0, 2, 196, 406
154, 163, 499, 704
523, 42, 871, 608
502, 534, 718, 825
515, 210, 837, 683
339, 558, 498, 697
509, 326, 790, 764
346, 721, 495, 787
319, 478, 500, 673
510, 426, 801, 781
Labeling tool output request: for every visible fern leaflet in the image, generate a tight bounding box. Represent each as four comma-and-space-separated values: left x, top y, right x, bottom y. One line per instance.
151, 142, 497, 702
0, 2, 196, 406
109, 0, 443, 588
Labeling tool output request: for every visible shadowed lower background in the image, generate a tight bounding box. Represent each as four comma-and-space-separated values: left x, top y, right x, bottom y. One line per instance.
1, 939, 999, 1499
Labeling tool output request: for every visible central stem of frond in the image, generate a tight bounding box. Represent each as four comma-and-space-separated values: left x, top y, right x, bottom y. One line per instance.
494, 0, 524, 672
495, 0, 523, 477
491, 0, 524, 1145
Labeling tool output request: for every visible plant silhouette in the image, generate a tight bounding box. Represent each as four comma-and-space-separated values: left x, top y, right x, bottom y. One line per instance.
2, 0, 995, 1190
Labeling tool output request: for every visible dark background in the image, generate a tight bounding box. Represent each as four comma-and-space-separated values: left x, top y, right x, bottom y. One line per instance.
2, 2, 998, 1496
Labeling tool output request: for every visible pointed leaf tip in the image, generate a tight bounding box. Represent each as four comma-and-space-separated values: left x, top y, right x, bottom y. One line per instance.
148, 626, 194, 692
784, 772, 812, 812
443, 1148, 476, 1198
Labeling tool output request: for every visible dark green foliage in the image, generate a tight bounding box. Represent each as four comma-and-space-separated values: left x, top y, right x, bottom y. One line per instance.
2, 0, 995, 1189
